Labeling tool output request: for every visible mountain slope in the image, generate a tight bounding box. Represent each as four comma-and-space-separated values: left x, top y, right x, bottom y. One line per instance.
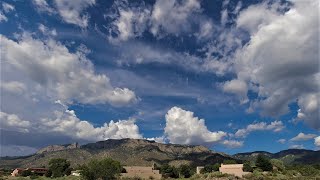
0, 139, 237, 168
233, 149, 320, 164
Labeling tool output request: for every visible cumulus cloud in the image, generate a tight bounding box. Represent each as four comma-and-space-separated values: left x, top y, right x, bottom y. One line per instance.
277, 139, 286, 144
221, 140, 243, 148
315, 136, 320, 147
0, 112, 30, 132
54, 0, 95, 28
0, 34, 136, 106
231, 0, 319, 129
235, 120, 284, 138
107, 0, 208, 41
164, 106, 226, 145
32, 0, 55, 14
222, 79, 248, 104
290, 132, 317, 141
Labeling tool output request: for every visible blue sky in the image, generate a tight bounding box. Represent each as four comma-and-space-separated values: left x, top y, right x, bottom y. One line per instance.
0, 0, 319, 156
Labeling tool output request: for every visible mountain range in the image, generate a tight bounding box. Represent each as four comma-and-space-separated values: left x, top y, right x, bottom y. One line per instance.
1, 139, 319, 169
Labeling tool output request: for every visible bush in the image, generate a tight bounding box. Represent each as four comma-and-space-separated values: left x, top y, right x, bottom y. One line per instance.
80, 158, 122, 180
49, 158, 71, 177
179, 164, 193, 178
243, 162, 253, 172
160, 164, 179, 178
255, 154, 272, 171
270, 159, 285, 172
21, 169, 32, 177
45, 169, 52, 177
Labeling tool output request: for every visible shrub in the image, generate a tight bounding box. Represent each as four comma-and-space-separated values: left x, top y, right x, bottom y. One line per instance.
243, 162, 253, 172
160, 164, 179, 178
255, 154, 272, 171
270, 159, 285, 172
45, 169, 52, 177
80, 158, 122, 180
48, 158, 71, 177
21, 169, 32, 177
179, 164, 193, 178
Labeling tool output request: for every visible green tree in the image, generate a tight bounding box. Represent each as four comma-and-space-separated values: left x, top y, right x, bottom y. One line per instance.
48, 158, 71, 177
160, 164, 179, 178
21, 169, 32, 177
255, 154, 272, 171
243, 162, 253, 172
179, 164, 193, 178
44, 169, 52, 177
201, 163, 220, 174
81, 158, 122, 180
270, 159, 285, 172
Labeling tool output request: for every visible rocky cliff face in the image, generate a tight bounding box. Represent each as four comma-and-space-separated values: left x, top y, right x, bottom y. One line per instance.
36, 142, 79, 154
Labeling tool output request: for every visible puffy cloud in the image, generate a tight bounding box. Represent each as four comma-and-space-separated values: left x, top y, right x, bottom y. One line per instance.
0, 34, 136, 106
107, 0, 150, 42
2, 2, 15, 13
315, 136, 320, 147
38, 24, 57, 36
150, 0, 201, 36
54, 0, 95, 28
235, 120, 284, 138
231, 0, 319, 129
39, 107, 142, 141
277, 139, 286, 144
290, 132, 317, 141
0, 112, 30, 132
222, 79, 248, 104
107, 0, 207, 41
221, 140, 243, 148
32, 0, 55, 14
1, 81, 26, 95
164, 106, 226, 145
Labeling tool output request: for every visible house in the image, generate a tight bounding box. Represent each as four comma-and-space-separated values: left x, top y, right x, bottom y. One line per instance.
121, 166, 162, 180
11, 168, 48, 176
11, 168, 25, 177
219, 164, 250, 177
71, 170, 81, 176
196, 166, 204, 174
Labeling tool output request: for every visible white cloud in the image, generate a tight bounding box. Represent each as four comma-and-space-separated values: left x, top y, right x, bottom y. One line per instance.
0, 112, 30, 132
0, 34, 136, 106
231, 0, 319, 129
0, 11, 7, 22
107, 0, 206, 41
39, 107, 142, 141
2, 2, 15, 13
38, 24, 57, 36
290, 144, 304, 149
32, 0, 55, 14
164, 106, 226, 145
315, 136, 320, 147
1, 81, 26, 95
277, 139, 286, 144
222, 79, 248, 104
221, 140, 243, 148
235, 120, 284, 138
54, 0, 95, 28
107, 1, 150, 43
290, 132, 317, 141
150, 0, 201, 36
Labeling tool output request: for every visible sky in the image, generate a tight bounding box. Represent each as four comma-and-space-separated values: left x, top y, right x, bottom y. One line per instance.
0, 0, 319, 156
